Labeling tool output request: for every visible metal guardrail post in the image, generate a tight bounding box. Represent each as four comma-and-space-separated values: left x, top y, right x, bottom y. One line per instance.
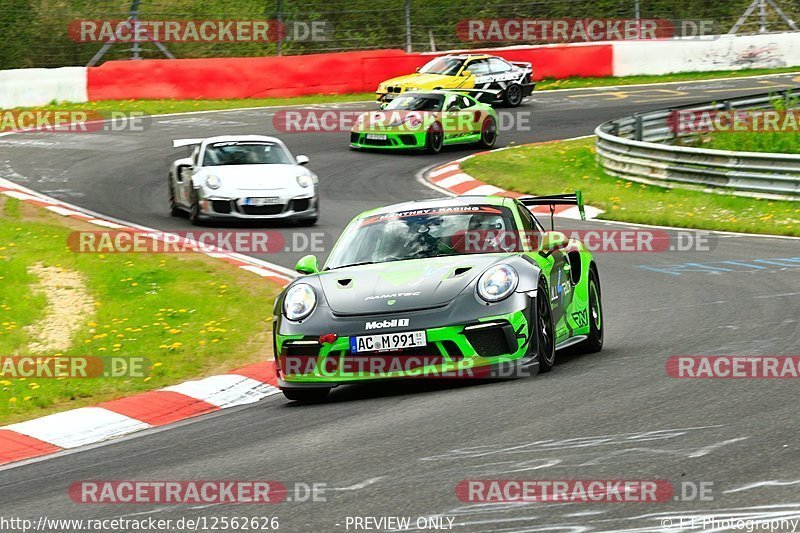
634, 114, 644, 142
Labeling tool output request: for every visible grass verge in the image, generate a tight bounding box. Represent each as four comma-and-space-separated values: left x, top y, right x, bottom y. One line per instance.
14, 67, 799, 117
460, 137, 800, 236
0, 196, 283, 424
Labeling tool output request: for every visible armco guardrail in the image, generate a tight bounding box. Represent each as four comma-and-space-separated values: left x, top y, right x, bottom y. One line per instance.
595, 89, 800, 199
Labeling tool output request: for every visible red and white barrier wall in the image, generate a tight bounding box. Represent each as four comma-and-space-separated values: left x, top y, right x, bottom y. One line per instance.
1, 32, 799, 107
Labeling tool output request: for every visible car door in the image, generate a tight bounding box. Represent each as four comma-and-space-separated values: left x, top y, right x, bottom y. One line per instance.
463, 59, 490, 88
178, 144, 201, 205
517, 203, 572, 343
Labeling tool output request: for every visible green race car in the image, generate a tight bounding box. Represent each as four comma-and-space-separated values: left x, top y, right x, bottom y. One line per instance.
273, 194, 604, 402
349, 90, 499, 153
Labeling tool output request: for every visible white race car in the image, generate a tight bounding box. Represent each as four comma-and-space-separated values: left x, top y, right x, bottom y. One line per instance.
169, 135, 319, 225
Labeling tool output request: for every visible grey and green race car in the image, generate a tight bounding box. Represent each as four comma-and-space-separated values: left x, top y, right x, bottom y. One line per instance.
273, 194, 603, 402
350, 90, 499, 153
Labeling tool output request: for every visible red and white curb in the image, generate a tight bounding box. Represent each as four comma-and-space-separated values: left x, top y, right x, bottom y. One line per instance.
424, 153, 604, 221
0, 178, 293, 466
0, 362, 279, 465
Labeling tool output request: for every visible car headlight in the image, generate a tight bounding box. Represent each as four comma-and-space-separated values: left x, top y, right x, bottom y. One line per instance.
283, 283, 317, 321
205, 175, 221, 190
477, 264, 518, 302
297, 174, 313, 188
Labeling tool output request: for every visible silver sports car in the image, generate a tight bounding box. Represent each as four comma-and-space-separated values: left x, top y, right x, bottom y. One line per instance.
169, 135, 319, 225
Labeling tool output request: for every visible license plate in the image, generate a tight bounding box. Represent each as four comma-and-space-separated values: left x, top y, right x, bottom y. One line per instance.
366, 133, 387, 140
350, 331, 426, 353
244, 197, 280, 206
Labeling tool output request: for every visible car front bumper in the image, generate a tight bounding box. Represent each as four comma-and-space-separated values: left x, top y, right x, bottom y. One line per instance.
197, 193, 318, 220
349, 130, 427, 150
274, 295, 538, 387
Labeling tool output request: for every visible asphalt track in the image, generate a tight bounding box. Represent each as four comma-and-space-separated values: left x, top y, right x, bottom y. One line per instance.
1, 74, 800, 532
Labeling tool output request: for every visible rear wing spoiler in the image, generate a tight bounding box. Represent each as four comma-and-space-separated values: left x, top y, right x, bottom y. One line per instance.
173, 138, 204, 149
519, 191, 585, 229
440, 88, 503, 103
510, 61, 533, 70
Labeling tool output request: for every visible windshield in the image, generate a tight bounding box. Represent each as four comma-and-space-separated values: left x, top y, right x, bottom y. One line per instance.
385, 94, 444, 112
202, 142, 294, 166
419, 57, 465, 76
325, 205, 520, 269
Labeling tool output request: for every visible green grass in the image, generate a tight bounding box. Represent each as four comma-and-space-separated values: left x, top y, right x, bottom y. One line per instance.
461, 137, 800, 236
11, 66, 800, 118
0, 197, 282, 424
701, 131, 800, 155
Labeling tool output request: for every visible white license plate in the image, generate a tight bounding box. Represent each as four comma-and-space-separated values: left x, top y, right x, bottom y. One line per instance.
350, 331, 426, 353
366, 133, 387, 140
244, 197, 280, 206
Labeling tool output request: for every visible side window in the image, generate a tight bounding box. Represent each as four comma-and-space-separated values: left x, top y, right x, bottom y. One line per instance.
459, 96, 473, 109
445, 95, 460, 111
191, 145, 201, 166
517, 203, 544, 248
488, 58, 512, 73
466, 60, 490, 76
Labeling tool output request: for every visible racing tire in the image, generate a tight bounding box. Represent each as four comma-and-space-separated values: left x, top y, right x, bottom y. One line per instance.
478, 116, 497, 149
578, 269, 604, 353
282, 388, 330, 403
188, 189, 202, 226
503, 83, 524, 107
425, 122, 444, 154
168, 181, 182, 217
535, 278, 556, 373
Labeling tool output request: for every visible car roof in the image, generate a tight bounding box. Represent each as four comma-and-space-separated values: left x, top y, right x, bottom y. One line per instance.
436, 54, 494, 61
357, 196, 512, 219
202, 135, 285, 145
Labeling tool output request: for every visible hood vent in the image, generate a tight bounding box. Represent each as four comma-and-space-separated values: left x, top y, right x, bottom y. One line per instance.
452, 266, 473, 278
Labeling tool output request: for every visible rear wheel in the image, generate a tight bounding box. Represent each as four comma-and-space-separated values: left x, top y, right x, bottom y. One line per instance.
536, 278, 556, 372
282, 388, 330, 403
478, 116, 497, 148
425, 122, 444, 154
579, 269, 604, 353
168, 181, 182, 217
503, 83, 524, 107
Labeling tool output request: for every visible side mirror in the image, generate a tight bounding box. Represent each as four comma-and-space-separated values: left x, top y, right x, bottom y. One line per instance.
379, 102, 389, 110
296, 155, 309, 165
540, 231, 569, 254
295, 254, 319, 275
415, 66, 421, 72
461, 70, 472, 77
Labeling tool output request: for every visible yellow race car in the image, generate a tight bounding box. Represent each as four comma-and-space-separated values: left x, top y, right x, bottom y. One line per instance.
377, 54, 535, 107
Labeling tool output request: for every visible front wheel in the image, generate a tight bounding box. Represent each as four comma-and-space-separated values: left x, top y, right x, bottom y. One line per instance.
478, 116, 497, 148
188, 189, 202, 226
282, 388, 330, 403
535, 278, 556, 372
425, 122, 443, 154
579, 269, 604, 353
